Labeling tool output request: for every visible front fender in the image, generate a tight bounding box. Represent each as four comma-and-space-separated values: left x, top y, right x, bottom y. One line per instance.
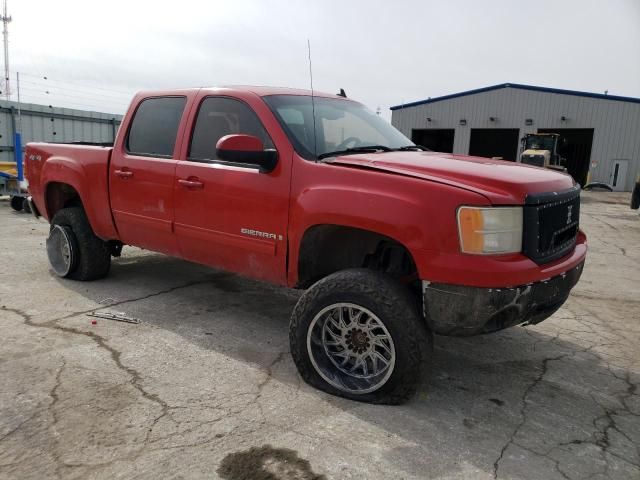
294, 184, 425, 248
287, 174, 490, 286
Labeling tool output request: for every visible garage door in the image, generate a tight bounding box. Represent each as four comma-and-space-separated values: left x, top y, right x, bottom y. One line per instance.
469, 129, 520, 161
411, 129, 455, 153
538, 128, 594, 186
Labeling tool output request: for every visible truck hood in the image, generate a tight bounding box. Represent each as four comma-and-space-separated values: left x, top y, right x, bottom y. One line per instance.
325, 151, 575, 204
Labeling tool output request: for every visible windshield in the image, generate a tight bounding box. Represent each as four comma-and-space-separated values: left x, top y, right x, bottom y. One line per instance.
263, 95, 413, 160
525, 136, 555, 151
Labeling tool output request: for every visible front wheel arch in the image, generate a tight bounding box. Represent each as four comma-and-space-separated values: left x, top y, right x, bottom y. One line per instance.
296, 224, 419, 288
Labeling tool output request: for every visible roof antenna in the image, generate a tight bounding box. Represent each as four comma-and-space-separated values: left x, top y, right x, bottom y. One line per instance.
337, 88, 347, 98
307, 39, 318, 161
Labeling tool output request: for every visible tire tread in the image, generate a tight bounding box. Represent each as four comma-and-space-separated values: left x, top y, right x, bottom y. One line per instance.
290, 268, 431, 405
50, 207, 111, 281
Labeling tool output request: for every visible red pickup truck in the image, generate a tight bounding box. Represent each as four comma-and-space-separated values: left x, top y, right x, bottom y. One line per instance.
25, 86, 587, 404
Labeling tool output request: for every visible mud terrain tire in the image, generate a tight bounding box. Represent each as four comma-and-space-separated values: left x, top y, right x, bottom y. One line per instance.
48, 207, 111, 281
290, 268, 431, 404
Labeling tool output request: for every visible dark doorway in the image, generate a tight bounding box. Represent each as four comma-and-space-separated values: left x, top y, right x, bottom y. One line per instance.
411, 129, 455, 153
537, 128, 594, 186
469, 129, 520, 161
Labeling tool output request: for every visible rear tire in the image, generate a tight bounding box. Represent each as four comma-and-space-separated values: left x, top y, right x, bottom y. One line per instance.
10, 196, 23, 211
290, 268, 431, 404
47, 207, 111, 281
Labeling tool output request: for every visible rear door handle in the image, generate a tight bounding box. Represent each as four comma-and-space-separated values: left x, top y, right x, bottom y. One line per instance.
178, 178, 204, 189
114, 169, 133, 178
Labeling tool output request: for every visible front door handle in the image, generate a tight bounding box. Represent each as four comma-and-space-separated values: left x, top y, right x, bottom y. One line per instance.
114, 169, 133, 178
178, 178, 204, 189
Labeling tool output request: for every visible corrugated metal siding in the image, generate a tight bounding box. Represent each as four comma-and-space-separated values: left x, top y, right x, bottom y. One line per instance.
0, 100, 123, 162
391, 87, 640, 191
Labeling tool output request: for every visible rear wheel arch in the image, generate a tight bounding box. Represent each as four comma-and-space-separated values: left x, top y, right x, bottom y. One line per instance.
45, 181, 83, 219
295, 224, 418, 289
45, 182, 122, 257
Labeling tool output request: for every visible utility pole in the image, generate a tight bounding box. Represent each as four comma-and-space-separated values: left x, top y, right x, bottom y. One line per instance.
0, 0, 11, 101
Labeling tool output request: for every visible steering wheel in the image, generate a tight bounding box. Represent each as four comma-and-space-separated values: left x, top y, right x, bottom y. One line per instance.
335, 137, 362, 150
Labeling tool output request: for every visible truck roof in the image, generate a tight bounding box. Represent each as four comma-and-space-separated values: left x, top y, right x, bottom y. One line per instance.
134, 86, 347, 100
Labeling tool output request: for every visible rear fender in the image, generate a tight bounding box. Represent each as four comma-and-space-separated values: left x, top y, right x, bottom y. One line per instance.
41, 156, 118, 240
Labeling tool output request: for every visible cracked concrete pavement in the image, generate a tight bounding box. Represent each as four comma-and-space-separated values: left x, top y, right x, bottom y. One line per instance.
0, 192, 638, 480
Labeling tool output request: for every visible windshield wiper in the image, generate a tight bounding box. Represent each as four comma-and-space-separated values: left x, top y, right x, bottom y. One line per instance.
394, 145, 431, 151
317, 145, 393, 160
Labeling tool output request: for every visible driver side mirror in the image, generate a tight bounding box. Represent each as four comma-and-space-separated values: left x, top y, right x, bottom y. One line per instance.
216, 134, 278, 173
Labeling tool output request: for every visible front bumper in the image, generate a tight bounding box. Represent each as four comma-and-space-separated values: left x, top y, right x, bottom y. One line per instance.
422, 261, 584, 336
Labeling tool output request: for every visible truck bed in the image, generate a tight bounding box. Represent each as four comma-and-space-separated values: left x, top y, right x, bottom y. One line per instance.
25, 142, 118, 239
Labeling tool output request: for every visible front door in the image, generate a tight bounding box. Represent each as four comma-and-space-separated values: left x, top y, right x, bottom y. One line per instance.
610, 159, 629, 192
109, 96, 188, 256
173, 95, 290, 284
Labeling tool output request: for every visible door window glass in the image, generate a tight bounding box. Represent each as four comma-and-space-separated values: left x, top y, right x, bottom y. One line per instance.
189, 97, 273, 161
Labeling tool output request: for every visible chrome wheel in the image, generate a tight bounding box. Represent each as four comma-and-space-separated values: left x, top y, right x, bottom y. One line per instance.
306, 303, 396, 394
46, 225, 76, 277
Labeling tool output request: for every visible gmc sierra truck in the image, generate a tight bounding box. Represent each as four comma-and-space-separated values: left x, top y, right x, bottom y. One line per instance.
25, 87, 587, 404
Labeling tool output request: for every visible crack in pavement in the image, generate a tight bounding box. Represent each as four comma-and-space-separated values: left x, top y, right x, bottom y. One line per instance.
510, 441, 572, 480
49, 276, 217, 324
0, 409, 43, 446
491, 306, 640, 479
256, 351, 288, 398
0, 293, 297, 475
0, 274, 226, 424
1, 305, 170, 414
137, 350, 291, 455
0, 296, 175, 472
252, 351, 289, 427
49, 359, 66, 480
492, 351, 577, 479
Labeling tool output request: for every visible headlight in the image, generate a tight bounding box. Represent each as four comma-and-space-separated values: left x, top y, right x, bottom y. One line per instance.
457, 206, 523, 254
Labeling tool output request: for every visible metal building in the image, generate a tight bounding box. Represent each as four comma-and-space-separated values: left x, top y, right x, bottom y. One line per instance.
391, 83, 640, 191
0, 99, 122, 162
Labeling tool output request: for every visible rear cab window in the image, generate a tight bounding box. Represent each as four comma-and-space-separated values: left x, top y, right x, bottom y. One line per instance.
126, 96, 187, 157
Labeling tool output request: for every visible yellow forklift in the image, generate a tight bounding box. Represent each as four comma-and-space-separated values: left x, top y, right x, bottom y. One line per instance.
519, 133, 567, 172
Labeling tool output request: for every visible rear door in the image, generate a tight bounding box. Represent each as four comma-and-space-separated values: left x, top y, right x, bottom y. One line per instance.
173, 94, 291, 284
109, 96, 189, 255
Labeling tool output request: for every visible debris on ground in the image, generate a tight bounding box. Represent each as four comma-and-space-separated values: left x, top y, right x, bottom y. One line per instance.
87, 311, 140, 324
